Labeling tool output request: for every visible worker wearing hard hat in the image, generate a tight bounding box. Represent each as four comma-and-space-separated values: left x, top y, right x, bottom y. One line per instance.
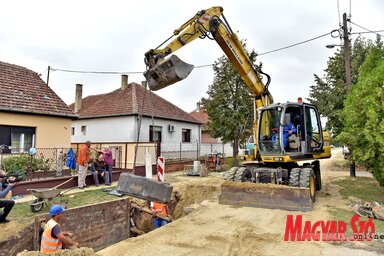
40, 205, 80, 253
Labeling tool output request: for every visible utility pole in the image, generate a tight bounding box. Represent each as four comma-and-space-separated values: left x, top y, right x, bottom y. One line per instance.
342, 13, 355, 177
343, 13, 351, 94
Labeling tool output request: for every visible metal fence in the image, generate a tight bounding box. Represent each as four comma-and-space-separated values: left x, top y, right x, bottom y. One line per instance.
160, 142, 233, 160
0, 142, 233, 179
0, 148, 71, 179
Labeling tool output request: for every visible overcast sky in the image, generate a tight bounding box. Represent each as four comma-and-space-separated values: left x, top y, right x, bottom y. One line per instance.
1, 0, 383, 113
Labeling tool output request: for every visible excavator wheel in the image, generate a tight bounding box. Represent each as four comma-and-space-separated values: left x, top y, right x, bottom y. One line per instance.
223, 167, 238, 181
233, 167, 247, 182
289, 168, 301, 187
300, 168, 316, 203
289, 168, 316, 203
312, 160, 322, 191
241, 168, 252, 182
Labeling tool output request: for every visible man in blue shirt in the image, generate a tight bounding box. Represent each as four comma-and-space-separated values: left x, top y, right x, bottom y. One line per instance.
0, 170, 16, 224
283, 114, 297, 149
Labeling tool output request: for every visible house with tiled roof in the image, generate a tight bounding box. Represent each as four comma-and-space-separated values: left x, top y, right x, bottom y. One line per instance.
190, 102, 233, 157
190, 103, 220, 144
69, 75, 202, 164
0, 61, 77, 152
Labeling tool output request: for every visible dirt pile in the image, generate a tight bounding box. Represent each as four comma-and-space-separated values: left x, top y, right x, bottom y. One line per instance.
17, 247, 97, 256
98, 148, 382, 256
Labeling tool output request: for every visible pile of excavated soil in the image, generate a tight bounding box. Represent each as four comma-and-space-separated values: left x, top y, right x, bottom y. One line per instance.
17, 247, 97, 256
0, 220, 31, 241
98, 148, 382, 256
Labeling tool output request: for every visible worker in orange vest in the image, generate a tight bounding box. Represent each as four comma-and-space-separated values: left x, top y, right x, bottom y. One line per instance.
40, 205, 80, 253
150, 201, 170, 229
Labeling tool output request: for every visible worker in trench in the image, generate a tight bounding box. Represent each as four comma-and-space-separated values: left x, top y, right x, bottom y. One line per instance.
40, 205, 80, 253
150, 201, 170, 229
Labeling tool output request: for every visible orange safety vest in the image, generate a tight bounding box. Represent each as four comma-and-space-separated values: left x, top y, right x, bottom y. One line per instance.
153, 202, 169, 217
40, 219, 63, 253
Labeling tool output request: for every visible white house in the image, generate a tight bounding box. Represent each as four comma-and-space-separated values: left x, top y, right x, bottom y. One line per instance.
70, 75, 202, 163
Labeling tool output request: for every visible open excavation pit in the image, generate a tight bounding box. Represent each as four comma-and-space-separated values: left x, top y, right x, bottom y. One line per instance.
3, 180, 222, 256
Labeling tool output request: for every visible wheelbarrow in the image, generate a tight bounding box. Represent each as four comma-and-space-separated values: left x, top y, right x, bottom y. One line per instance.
27, 178, 74, 212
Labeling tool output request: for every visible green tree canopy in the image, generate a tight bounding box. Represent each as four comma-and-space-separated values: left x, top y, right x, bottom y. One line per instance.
338, 38, 384, 185
201, 49, 259, 160
307, 37, 374, 136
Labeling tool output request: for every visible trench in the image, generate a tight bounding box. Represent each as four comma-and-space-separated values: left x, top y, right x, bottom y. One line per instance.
3, 182, 221, 256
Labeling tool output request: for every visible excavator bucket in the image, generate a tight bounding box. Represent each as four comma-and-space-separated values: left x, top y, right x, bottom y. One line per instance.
219, 181, 314, 211
144, 55, 194, 91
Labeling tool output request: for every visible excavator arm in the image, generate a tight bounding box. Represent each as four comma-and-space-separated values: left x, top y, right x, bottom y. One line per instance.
144, 6, 273, 159
144, 6, 330, 212
144, 6, 273, 108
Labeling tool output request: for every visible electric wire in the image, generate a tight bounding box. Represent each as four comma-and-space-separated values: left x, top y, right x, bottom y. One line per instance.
349, 20, 383, 37
51, 68, 143, 75
337, 0, 341, 27
50, 30, 338, 74
351, 30, 384, 35
257, 30, 335, 56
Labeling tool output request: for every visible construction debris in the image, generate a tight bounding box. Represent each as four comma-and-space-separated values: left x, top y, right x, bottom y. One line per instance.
349, 201, 384, 220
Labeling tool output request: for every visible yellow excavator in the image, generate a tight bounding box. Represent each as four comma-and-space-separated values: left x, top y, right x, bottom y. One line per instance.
144, 6, 331, 211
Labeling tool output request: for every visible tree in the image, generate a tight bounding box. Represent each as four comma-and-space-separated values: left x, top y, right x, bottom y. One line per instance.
307, 37, 373, 136
338, 38, 384, 185
201, 49, 258, 163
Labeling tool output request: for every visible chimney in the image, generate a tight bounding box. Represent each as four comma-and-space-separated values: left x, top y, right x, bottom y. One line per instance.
75, 84, 83, 112
121, 75, 128, 90
196, 101, 201, 112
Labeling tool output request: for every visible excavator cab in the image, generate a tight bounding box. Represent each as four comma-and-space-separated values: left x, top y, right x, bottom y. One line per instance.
258, 102, 324, 158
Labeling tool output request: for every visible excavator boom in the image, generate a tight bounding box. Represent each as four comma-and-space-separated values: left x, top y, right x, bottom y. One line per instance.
144, 6, 330, 212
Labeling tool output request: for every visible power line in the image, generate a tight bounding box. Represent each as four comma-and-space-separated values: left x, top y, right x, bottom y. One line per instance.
50, 30, 336, 74
337, 0, 341, 26
194, 64, 213, 68
351, 30, 384, 35
257, 30, 336, 56
349, 20, 383, 37
51, 68, 144, 75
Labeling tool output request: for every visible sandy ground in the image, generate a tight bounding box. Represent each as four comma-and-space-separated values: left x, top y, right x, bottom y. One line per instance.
98, 148, 383, 256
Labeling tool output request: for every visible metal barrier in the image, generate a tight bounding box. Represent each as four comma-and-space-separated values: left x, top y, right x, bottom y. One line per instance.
160, 142, 233, 160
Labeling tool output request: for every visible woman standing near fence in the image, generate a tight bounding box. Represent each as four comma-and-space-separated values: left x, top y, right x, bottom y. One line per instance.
101, 146, 113, 185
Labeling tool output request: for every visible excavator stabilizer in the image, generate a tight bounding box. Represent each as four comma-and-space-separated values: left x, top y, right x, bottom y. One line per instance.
144, 55, 194, 91
219, 181, 314, 211
117, 173, 173, 203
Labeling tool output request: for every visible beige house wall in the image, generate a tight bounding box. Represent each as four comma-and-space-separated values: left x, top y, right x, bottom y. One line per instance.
0, 112, 72, 148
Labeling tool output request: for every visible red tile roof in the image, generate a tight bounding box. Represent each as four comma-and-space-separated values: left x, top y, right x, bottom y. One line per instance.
70, 83, 201, 124
0, 61, 77, 118
190, 107, 210, 124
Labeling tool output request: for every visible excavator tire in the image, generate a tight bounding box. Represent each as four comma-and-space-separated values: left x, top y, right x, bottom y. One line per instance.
234, 167, 247, 182
289, 168, 301, 187
223, 167, 238, 181
241, 168, 252, 182
300, 168, 316, 202
313, 160, 322, 191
